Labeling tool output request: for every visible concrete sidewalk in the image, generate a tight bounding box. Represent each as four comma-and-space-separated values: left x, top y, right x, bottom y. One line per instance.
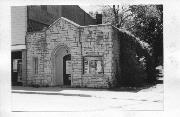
12, 84, 163, 101
11, 84, 163, 111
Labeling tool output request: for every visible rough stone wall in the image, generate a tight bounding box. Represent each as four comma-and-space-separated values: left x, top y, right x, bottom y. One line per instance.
26, 32, 47, 86
26, 18, 118, 88
44, 18, 81, 87
26, 18, 82, 87
80, 25, 115, 88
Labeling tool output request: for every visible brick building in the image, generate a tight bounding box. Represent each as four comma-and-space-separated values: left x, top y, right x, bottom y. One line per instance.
11, 5, 98, 86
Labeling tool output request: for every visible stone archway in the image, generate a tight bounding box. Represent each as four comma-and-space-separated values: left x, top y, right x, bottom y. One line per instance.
51, 44, 71, 86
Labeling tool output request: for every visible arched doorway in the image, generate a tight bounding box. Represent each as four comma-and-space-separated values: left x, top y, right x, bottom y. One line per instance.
53, 45, 71, 86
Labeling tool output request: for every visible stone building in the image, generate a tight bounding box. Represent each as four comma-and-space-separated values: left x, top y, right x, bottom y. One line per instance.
11, 5, 99, 86
26, 17, 121, 88
12, 6, 149, 88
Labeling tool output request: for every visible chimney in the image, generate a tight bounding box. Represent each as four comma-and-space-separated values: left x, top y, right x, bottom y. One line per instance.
96, 14, 102, 24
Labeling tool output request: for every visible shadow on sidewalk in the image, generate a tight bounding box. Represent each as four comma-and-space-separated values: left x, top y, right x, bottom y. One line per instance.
12, 90, 92, 97
108, 80, 163, 93
11, 86, 108, 92
12, 79, 163, 93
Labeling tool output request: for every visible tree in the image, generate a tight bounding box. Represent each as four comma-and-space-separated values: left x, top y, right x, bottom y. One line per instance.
100, 5, 163, 83
129, 5, 163, 80
101, 5, 135, 29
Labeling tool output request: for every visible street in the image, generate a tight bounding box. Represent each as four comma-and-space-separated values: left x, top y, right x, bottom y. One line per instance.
11, 84, 163, 111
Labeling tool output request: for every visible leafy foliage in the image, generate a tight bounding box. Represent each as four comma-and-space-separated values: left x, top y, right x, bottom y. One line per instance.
89, 5, 163, 85
128, 5, 163, 81
101, 5, 163, 84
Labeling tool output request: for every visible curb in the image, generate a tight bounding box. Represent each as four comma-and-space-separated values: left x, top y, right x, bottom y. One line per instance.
12, 90, 91, 97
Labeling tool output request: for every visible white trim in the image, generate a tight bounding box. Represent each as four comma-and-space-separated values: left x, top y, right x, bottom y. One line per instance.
47, 17, 111, 30
80, 23, 111, 28
11, 45, 26, 51
47, 17, 81, 29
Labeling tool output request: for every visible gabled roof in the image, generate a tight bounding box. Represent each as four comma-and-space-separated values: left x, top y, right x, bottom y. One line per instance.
47, 16, 112, 30
45, 17, 151, 54
47, 17, 81, 29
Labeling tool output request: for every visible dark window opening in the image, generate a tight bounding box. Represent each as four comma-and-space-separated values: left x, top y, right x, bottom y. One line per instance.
33, 57, 38, 75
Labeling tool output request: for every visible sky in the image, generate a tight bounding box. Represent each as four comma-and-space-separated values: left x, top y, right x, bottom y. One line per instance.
79, 5, 103, 13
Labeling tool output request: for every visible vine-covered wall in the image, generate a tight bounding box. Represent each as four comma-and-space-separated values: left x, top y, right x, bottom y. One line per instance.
119, 30, 148, 86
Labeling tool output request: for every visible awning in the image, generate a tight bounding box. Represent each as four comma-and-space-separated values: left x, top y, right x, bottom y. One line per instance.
11, 45, 26, 51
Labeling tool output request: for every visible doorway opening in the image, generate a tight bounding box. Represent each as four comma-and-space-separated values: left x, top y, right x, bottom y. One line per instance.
11, 51, 23, 86
63, 54, 71, 85
53, 45, 71, 86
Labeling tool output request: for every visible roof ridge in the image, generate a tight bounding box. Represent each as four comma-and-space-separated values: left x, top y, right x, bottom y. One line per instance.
47, 17, 81, 30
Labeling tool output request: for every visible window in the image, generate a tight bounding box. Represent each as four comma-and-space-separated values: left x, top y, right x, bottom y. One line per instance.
13, 59, 18, 72
33, 57, 38, 74
83, 56, 103, 74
